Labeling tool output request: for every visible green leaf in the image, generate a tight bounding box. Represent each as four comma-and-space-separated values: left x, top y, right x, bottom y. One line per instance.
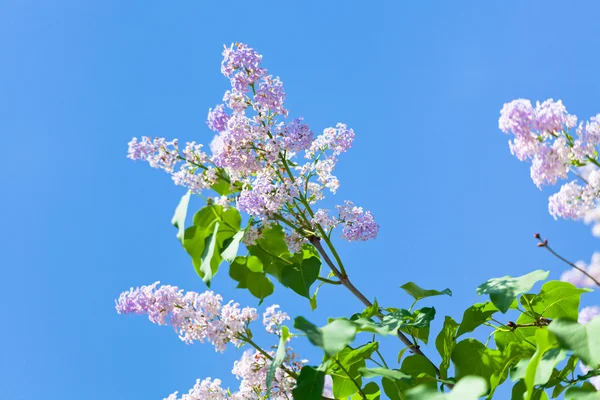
406, 375, 488, 400
381, 377, 404, 400
436, 316, 459, 379
511, 380, 548, 400
494, 310, 539, 352
246, 272, 274, 302
523, 329, 556, 400
399, 355, 438, 392
489, 342, 534, 396
400, 282, 452, 302
292, 366, 325, 400
294, 317, 357, 357
221, 230, 244, 262
171, 191, 191, 244
341, 342, 379, 366
451, 339, 504, 384
331, 355, 364, 398
362, 299, 381, 319
350, 382, 381, 400
197, 222, 220, 286
359, 367, 412, 381
522, 281, 590, 321
548, 317, 600, 366
457, 301, 499, 338
267, 326, 290, 395
511, 348, 566, 387
281, 254, 321, 298
564, 386, 600, 399
476, 270, 549, 313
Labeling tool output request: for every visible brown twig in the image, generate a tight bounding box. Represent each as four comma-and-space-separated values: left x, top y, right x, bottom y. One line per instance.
535, 233, 600, 288
308, 236, 452, 389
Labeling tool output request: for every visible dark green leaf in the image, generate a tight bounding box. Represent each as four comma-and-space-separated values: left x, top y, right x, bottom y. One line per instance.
350, 382, 381, 400
476, 270, 549, 313
564, 386, 600, 399
292, 366, 325, 400
246, 272, 274, 302
281, 255, 321, 298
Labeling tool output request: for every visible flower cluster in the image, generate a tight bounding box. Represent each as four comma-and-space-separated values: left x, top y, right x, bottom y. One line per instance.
164, 348, 305, 400
115, 282, 257, 351
262, 304, 290, 335
560, 252, 600, 288
499, 99, 600, 219
127, 43, 378, 243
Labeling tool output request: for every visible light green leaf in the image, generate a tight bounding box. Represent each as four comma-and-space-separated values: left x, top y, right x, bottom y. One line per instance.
171, 191, 191, 244
400, 282, 452, 302
359, 367, 412, 381
331, 354, 364, 398
406, 375, 488, 400
511, 348, 566, 387
221, 230, 244, 262
292, 366, 325, 400
524, 329, 556, 400
267, 326, 290, 395
381, 377, 404, 400
457, 301, 499, 338
564, 386, 600, 399
340, 342, 379, 367
522, 281, 590, 321
198, 222, 220, 286
476, 270, 549, 313
489, 342, 534, 396
436, 316, 459, 379
294, 317, 357, 357
548, 317, 600, 367
350, 382, 381, 400
399, 355, 438, 392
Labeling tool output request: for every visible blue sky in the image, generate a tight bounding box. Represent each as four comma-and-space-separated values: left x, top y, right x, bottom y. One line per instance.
2, 1, 600, 399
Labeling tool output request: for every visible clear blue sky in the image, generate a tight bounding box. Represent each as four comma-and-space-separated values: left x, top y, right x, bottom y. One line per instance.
2, 1, 600, 399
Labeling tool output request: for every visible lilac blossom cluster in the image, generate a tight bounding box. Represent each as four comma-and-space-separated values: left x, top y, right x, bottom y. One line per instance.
127, 43, 379, 246
164, 348, 305, 400
115, 282, 257, 352
499, 99, 600, 219
560, 252, 600, 288
310, 201, 380, 242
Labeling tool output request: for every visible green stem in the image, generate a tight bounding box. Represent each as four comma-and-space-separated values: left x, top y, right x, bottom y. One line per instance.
316, 276, 342, 285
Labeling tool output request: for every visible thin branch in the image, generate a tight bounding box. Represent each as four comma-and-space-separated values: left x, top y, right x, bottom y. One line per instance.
308, 236, 451, 388
535, 233, 600, 287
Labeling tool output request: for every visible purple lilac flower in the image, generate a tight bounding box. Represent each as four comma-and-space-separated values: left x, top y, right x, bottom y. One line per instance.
128, 137, 179, 172
253, 75, 287, 116
221, 43, 266, 92
309, 123, 355, 156
534, 99, 577, 134
262, 305, 290, 335
336, 201, 379, 241
548, 182, 587, 220
279, 118, 314, 152
207, 104, 230, 132
579, 306, 600, 324
116, 283, 257, 351
499, 99, 538, 161
312, 209, 338, 230
530, 138, 570, 188
578, 114, 600, 147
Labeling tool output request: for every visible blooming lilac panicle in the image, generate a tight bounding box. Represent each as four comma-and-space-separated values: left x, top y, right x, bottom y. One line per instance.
221, 43, 266, 92
116, 284, 257, 352
312, 209, 338, 230
579, 114, 600, 147
241, 225, 261, 246
253, 75, 287, 116
164, 378, 228, 400
499, 99, 538, 161
534, 99, 577, 134
336, 201, 379, 241
128, 137, 179, 172
279, 118, 314, 152
262, 305, 290, 335
207, 104, 230, 132
530, 138, 570, 188
308, 123, 355, 156
548, 181, 588, 220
